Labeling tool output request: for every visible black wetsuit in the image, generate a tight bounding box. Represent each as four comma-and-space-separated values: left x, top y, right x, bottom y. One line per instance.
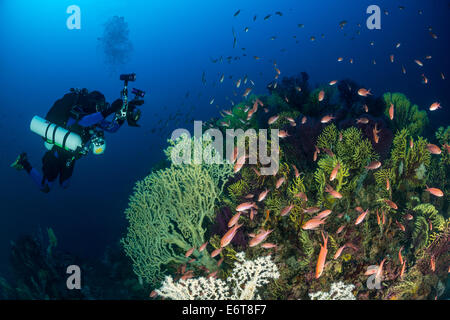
24, 92, 124, 192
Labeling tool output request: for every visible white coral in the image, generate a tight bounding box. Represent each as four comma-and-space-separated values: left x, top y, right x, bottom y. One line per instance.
155, 252, 279, 300
309, 281, 356, 300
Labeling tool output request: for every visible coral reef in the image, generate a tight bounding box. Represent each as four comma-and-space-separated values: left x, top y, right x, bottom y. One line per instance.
309, 281, 356, 300
117, 76, 448, 301
155, 252, 279, 300
121, 161, 233, 284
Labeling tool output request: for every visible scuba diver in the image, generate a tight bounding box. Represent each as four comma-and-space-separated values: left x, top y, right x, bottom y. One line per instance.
11, 73, 145, 193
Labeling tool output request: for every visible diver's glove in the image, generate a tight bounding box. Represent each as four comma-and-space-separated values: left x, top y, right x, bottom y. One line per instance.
101, 99, 123, 118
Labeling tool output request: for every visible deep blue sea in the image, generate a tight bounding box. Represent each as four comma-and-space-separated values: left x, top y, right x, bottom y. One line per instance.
0, 0, 448, 284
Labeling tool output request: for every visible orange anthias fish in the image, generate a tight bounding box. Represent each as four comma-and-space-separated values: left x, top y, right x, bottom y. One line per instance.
334, 245, 346, 259
321, 115, 335, 123
356, 117, 369, 124
329, 80, 338, 86
375, 258, 386, 283
373, 123, 381, 144
249, 229, 273, 247
414, 59, 423, 67
220, 223, 243, 247
286, 116, 295, 124
302, 218, 326, 230
398, 247, 404, 265
389, 103, 394, 120
185, 247, 195, 257
365, 161, 381, 170
430, 255, 436, 272
386, 178, 390, 191
318, 90, 325, 102
253, 167, 261, 176
230, 147, 239, 163
385, 199, 398, 210
358, 88, 372, 97
258, 189, 270, 202
278, 130, 289, 138
233, 155, 247, 173
303, 207, 321, 214
228, 212, 242, 227
210, 247, 223, 258
426, 144, 442, 155
268, 115, 279, 125
261, 242, 277, 249
295, 191, 308, 202
314, 145, 320, 153
330, 162, 340, 181
336, 225, 345, 234
400, 261, 406, 279
150, 290, 158, 298
404, 213, 414, 221
236, 202, 255, 212
425, 186, 444, 197
315, 232, 328, 278
390, 54, 394, 63
292, 164, 300, 178
199, 241, 208, 252
275, 177, 286, 189
250, 208, 256, 221
280, 204, 294, 216
355, 209, 369, 225
325, 184, 343, 199
429, 102, 441, 111
207, 270, 218, 279
301, 116, 307, 124
314, 209, 332, 220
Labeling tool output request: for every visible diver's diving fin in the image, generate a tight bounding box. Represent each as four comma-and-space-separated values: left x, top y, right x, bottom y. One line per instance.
10, 153, 28, 171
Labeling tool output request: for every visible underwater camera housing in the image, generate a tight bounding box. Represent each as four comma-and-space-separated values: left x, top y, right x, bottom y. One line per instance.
118, 73, 146, 126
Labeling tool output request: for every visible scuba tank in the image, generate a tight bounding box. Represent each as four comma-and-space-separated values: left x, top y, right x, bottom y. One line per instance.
30, 116, 83, 152
32, 88, 108, 155
30, 116, 106, 155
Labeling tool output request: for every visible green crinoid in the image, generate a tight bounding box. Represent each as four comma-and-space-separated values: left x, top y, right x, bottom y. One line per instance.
316, 124, 377, 171
383, 92, 429, 137
389, 128, 431, 188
